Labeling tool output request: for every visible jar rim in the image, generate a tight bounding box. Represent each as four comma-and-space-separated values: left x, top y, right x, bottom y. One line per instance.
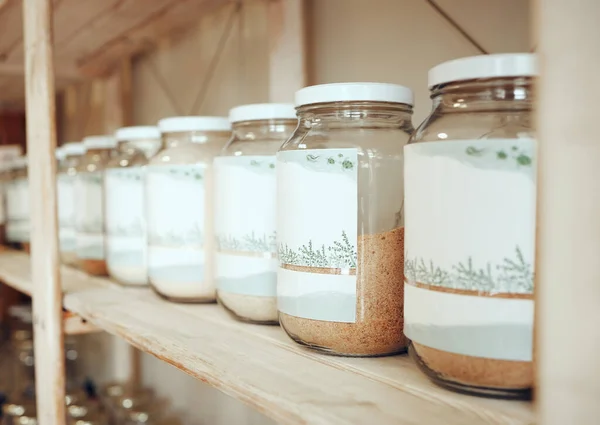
295, 82, 414, 107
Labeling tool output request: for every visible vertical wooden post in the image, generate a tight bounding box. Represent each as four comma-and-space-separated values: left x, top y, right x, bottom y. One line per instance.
268, 0, 308, 102
22, 0, 65, 423
536, 0, 600, 423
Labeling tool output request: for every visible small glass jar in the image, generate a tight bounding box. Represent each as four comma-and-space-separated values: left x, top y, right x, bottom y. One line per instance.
2, 401, 36, 425
147, 117, 230, 303
105, 126, 161, 286
404, 54, 536, 399
0, 162, 13, 246
277, 83, 414, 356
5, 157, 30, 251
215, 104, 297, 324
58, 142, 86, 266
75, 136, 118, 276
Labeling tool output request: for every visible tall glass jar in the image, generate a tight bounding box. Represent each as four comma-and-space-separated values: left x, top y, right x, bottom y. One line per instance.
5, 157, 29, 251
215, 104, 297, 324
404, 54, 536, 399
147, 117, 230, 303
75, 136, 117, 275
0, 162, 12, 246
58, 142, 86, 266
277, 83, 414, 356
105, 126, 161, 286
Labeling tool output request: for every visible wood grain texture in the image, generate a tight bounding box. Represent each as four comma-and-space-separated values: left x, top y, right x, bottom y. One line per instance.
535, 0, 600, 423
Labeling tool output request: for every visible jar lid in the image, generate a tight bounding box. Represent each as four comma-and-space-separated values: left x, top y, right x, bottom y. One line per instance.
115, 126, 161, 141
83, 135, 117, 150
229, 103, 297, 123
428, 53, 538, 88
295, 82, 414, 107
63, 142, 86, 156
158, 116, 231, 133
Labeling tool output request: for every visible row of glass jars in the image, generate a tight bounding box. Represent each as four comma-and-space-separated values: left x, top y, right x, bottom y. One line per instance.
3, 52, 536, 400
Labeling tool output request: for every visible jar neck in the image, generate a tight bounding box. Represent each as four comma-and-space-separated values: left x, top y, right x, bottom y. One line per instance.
430, 77, 534, 114
163, 131, 228, 149
296, 102, 413, 129
231, 119, 298, 141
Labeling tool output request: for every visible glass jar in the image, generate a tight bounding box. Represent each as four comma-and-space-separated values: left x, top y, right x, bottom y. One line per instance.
75, 136, 117, 275
404, 54, 536, 399
215, 104, 297, 324
147, 117, 230, 303
2, 401, 36, 425
277, 83, 414, 356
5, 157, 29, 251
58, 142, 86, 266
105, 126, 161, 286
0, 163, 12, 246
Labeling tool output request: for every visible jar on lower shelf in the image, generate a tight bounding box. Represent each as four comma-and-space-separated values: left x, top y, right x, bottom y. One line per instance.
277, 83, 414, 356
404, 54, 537, 399
215, 103, 297, 324
6, 157, 30, 250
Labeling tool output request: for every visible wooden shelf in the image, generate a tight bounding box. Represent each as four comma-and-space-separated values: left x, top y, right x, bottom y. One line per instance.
0, 250, 535, 425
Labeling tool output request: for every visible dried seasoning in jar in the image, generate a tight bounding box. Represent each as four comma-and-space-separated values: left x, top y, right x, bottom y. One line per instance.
277, 83, 414, 356
214, 103, 297, 324
147, 117, 230, 302
404, 53, 537, 399
75, 135, 118, 275
58, 142, 86, 266
105, 126, 161, 286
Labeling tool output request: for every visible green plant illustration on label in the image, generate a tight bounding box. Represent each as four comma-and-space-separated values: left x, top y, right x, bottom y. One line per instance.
148, 224, 203, 247
217, 231, 277, 253
77, 219, 103, 234
81, 173, 103, 184
107, 221, 143, 237
279, 231, 357, 268
249, 159, 276, 170
405, 247, 534, 293
306, 153, 355, 171
465, 145, 532, 167
149, 165, 204, 181
108, 169, 143, 181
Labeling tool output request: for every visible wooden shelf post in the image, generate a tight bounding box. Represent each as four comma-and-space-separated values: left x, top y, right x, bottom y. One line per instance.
536, 0, 600, 423
22, 0, 65, 423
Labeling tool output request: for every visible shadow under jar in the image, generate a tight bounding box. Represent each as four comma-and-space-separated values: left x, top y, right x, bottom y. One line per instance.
57, 142, 86, 266
147, 117, 231, 303
215, 103, 298, 324
104, 126, 162, 287
75, 135, 118, 276
404, 53, 537, 399
277, 82, 414, 356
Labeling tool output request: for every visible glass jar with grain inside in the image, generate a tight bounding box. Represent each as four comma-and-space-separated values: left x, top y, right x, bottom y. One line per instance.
105, 126, 162, 286
58, 142, 86, 266
277, 82, 414, 356
147, 117, 231, 302
404, 53, 537, 399
5, 157, 30, 252
75, 135, 118, 275
215, 103, 297, 324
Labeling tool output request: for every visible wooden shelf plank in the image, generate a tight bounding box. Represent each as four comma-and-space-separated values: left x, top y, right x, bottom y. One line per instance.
0, 250, 535, 425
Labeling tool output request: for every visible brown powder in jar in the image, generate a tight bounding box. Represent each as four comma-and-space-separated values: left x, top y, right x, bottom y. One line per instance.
412, 342, 533, 389
279, 227, 406, 356
80, 259, 108, 276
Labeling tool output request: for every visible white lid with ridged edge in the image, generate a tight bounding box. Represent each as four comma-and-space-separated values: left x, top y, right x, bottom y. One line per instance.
115, 126, 161, 141
62, 142, 86, 156
428, 53, 538, 88
229, 103, 297, 123
83, 135, 117, 150
295, 82, 414, 107
158, 116, 230, 133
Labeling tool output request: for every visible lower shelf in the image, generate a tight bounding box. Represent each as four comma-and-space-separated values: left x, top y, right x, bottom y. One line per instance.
0, 249, 534, 425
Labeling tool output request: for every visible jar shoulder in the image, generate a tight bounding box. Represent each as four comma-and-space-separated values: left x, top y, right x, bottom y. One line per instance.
220, 138, 283, 157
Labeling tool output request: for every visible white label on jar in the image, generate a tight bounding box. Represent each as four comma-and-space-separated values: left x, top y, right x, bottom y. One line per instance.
105, 168, 147, 285
6, 178, 30, 242
277, 148, 358, 323
403, 138, 536, 361
57, 173, 76, 253
214, 156, 277, 297
75, 172, 105, 260
146, 164, 212, 298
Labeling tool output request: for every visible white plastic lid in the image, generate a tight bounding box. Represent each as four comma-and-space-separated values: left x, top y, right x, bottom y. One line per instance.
428, 53, 538, 88
295, 82, 414, 107
115, 126, 161, 141
62, 142, 86, 156
83, 135, 117, 150
229, 103, 297, 123
158, 116, 231, 133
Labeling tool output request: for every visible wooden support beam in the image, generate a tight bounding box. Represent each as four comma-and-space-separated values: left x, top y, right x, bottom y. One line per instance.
268, 0, 308, 102
22, 0, 65, 423
0, 60, 81, 80
536, 0, 600, 423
